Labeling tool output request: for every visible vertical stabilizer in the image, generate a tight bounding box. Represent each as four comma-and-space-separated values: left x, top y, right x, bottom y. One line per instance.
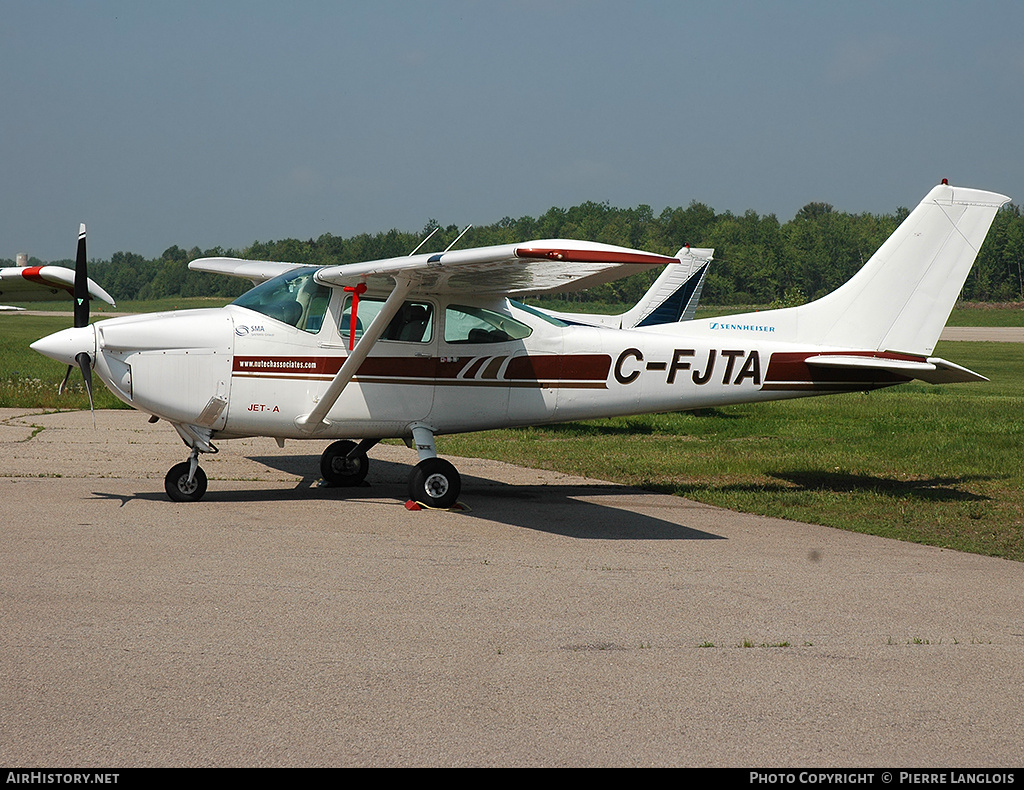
533, 247, 713, 329
622, 246, 713, 328
715, 183, 1009, 355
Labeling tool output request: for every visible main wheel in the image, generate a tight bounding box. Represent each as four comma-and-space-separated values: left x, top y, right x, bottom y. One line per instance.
165, 462, 208, 502
408, 457, 461, 509
320, 440, 369, 486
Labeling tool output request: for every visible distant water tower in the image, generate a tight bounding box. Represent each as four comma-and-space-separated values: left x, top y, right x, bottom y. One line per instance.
16, 253, 28, 267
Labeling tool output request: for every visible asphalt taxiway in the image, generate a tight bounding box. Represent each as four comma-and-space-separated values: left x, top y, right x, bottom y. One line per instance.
1, 408, 1022, 767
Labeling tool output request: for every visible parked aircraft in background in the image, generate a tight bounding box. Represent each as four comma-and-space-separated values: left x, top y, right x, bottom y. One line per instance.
0, 227, 115, 313
534, 245, 712, 329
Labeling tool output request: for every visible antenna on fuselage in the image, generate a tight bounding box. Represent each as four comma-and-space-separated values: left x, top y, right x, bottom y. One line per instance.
408, 226, 440, 256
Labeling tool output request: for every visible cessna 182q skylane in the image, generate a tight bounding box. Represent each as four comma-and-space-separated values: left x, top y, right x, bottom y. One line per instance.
31, 183, 1008, 506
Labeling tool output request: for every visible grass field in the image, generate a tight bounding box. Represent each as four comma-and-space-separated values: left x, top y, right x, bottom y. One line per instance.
3, 305, 1022, 562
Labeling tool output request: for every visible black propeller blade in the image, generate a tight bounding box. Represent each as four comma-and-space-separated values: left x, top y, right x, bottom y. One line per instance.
73, 223, 89, 329
58, 224, 95, 421
58, 364, 73, 396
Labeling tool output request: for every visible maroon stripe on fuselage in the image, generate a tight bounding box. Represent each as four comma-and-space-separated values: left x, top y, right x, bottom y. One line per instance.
505, 354, 611, 381
232, 353, 612, 384
763, 350, 922, 391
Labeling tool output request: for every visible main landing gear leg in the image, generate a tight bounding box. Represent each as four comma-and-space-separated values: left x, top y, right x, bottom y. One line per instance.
407, 424, 461, 509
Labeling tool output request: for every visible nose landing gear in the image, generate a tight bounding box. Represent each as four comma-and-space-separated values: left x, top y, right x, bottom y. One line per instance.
165, 459, 208, 502
164, 425, 216, 502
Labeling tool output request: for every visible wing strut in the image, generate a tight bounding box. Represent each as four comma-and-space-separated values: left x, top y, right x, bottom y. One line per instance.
295, 275, 414, 433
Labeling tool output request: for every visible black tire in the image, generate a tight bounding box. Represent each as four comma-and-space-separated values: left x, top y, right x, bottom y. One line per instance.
408, 457, 461, 509
320, 440, 369, 486
165, 462, 208, 502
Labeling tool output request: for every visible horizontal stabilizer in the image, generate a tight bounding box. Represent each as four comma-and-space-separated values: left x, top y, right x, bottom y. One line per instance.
805, 354, 988, 384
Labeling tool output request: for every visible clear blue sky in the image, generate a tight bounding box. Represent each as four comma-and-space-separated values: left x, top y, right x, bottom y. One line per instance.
2, 0, 1021, 261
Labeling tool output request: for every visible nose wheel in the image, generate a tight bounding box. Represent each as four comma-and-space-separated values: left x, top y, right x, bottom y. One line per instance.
165, 461, 208, 502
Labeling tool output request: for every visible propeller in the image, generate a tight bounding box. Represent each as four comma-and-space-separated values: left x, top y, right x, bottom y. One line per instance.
57, 224, 96, 421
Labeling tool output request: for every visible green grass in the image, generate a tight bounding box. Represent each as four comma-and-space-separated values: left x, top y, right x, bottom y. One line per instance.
943, 302, 1024, 327
6, 296, 233, 314
0, 314, 127, 409
3, 306, 1023, 562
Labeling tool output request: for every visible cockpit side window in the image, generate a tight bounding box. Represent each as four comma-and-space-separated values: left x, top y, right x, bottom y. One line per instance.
340, 297, 434, 344
231, 268, 331, 333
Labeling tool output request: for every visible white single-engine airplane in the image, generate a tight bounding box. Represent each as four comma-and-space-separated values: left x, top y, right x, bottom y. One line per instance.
31, 182, 1008, 506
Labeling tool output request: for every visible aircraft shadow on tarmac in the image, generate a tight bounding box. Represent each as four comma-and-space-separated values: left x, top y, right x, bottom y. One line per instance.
253, 453, 723, 540
665, 469, 993, 503
91, 453, 724, 541
89, 457, 996, 539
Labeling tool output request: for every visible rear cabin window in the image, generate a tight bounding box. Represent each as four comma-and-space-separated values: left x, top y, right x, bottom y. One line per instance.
444, 305, 532, 344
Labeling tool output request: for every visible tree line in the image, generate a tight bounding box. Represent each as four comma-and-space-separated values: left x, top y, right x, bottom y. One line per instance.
7, 198, 1023, 306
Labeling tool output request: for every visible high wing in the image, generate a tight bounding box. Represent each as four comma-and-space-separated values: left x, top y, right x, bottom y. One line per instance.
187, 258, 308, 286
0, 264, 115, 307
316, 239, 680, 295
190, 239, 682, 297
188, 239, 686, 434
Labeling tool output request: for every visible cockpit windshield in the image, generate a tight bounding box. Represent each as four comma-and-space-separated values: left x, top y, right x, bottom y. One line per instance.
231, 267, 332, 333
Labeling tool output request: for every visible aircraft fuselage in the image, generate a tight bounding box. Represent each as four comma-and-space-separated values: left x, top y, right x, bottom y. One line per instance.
79, 291, 901, 444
